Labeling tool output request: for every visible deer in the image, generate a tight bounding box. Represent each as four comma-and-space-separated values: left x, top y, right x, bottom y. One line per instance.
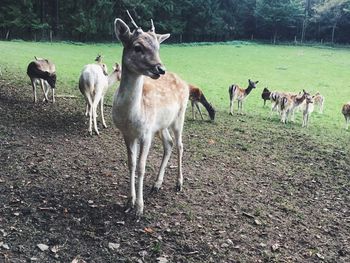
302, 93, 314, 127
95, 54, 108, 76
229, 79, 259, 115
279, 90, 309, 124
313, 92, 325, 114
112, 13, 189, 217
79, 62, 121, 135
342, 102, 350, 130
261, 87, 271, 107
189, 84, 215, 121
27, 56, 56, 103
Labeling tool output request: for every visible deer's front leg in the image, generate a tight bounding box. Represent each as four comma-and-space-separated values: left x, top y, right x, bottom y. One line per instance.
40, 79, 49, 102
195, 102, 204, 120
124, 138, 138, 213
136, 135, 152, 217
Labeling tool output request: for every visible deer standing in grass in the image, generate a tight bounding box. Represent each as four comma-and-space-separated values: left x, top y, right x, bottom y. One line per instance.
313, 92, 325, 114
27, 56, 56, 103
279, 90, 309, 124
342, 102, 350, 130
79, 63, 121, 135
261, 87, 271, 107
229, 79, 259, 115
302, 93, 314, 127
189, 84, 215, 121
112, 15, 189, 217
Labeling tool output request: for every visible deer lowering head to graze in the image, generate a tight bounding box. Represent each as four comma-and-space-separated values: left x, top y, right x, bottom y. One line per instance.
79, 62, 121, 135
189, 84, 215, 121
342, 102, 350, 130
229, 79, 259, 115
302, 93, 314, 127
112, 12, 189, 217
27, 56, 56, 103
261, 87, 271, 107
279, 90, 309, 124
313, 92, 325, 114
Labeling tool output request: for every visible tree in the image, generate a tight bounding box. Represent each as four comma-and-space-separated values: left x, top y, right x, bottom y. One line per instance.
255, 0, 303, 43
314, 0, 350, 43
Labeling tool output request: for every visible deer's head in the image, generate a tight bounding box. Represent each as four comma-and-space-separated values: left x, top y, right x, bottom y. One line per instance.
248, 79, 259, 89
112, 63, 122, 81
114, 15, 170, 79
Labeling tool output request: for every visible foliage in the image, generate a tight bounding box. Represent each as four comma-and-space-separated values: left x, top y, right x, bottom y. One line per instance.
1, 0, 350, 43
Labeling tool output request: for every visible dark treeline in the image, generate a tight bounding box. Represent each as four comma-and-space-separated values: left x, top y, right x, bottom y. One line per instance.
1, 0, 350, 44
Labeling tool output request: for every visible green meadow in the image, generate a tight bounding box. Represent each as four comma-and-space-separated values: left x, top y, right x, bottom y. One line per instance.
1, 40, 350, 141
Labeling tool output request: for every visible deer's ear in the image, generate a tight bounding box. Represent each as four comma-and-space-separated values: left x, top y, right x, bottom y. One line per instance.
157, 33, 170, 44
114, 18, 132, 45
255, 80, 259, 84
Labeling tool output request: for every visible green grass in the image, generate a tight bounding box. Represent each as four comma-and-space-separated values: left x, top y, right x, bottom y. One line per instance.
1, 40, 350, 144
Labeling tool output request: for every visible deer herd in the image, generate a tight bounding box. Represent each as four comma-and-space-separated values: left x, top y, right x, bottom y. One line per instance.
25, 13, 350, 216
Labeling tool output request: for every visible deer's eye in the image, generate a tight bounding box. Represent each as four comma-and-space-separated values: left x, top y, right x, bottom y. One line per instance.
134, 45, 143, 53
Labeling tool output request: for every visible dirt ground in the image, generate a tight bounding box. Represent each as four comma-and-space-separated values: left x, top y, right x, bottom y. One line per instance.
0, 78, 350, 263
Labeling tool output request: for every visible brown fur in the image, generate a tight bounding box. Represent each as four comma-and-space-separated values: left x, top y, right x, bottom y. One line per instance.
342, 103, 350, 129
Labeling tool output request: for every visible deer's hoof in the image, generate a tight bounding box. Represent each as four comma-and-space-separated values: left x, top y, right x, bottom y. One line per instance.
175, 183, 183, 192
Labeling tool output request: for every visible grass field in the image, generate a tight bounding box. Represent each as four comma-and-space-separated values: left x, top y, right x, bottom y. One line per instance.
1, 40, 350, 262
1, 40, 350, 136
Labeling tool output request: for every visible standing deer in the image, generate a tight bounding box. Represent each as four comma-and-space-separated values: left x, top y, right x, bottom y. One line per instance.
279, 90, 309, 124
342, 102, 350, 130
189, 84, 215, 121
112, 14, 189, 217
95, 54, 108, 76
27, 56, 56, 103
313, 92, 325, 114
229, 79, 259, 115
261, 87, 271, 107
79, 63, 121, 135
302, 94, 314, 127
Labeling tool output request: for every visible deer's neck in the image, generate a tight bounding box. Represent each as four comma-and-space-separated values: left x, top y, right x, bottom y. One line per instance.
116, 65, 144, 117
245, 86, 254, 96
108, 72, 118, 87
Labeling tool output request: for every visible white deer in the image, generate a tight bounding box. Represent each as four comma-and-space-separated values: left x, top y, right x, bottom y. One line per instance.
79, 62, 121, 135
112, 14, 189, 217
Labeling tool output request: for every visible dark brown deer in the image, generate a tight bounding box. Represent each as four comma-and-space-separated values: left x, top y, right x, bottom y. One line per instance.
189, 84, 215, 121
229, 79, 259, 114
342, 102, 350, 130
261, 87, 271, 106
27, 57, 56, 103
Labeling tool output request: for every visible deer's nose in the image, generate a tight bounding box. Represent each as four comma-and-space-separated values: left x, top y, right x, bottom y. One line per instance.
156, 65, 166, 75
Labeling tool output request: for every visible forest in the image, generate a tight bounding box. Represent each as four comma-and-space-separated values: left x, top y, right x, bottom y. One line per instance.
1, 0, 350, 44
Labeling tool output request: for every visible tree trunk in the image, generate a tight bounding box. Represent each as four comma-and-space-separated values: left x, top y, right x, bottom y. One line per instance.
273, 29, 277, 45
301, 19, 307, 43
5, 30, 10, 40
331, 22, 337, 44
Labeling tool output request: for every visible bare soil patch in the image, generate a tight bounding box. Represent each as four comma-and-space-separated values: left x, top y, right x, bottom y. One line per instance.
1, 79, 349, 262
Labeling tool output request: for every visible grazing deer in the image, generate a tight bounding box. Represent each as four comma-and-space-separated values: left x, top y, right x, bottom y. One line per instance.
189, 84, 215, 121
342, 102, 350, 130
27, 56, 56, 103
229, 79, 259, 115
279, 90, 309, 124
313, 92, 325, 114
261, 87, 271, 107
112, 14, 189, 217
302, 94, 314, 127
79, 63, 121, 135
